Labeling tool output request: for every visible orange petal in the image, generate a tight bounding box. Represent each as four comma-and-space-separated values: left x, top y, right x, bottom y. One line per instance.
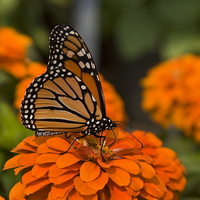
22, 170, 37, 184
46, 137, 70, 152
14, 166, 28, 175
106, 167, 130, 186
32, 163, 52, 179
0, 197, 5, 200
125, 186, 140, 197
18, 153, 38, 166
80, 162, 100, 182
98, 189, 110, 200
36, 153, 59, 164
145, 174, 167, 197
86, 170, 109, 190
26, 184, 51, 200
157, 147, 176, 159
9, 182, 25, 200
74, 176, 97, 195
23, 178, 50, 195
144, 182, 165, 198
12, 142, 37, 153
37, 143, 59, 154
129, 176, 143, 191
68, 188, 98, 200
108, 180, 132, 200
3, 155, 21, 170
139, 162, 156, 179
140, 190, 160, 200
50, 171, 79, 185
49, 162, 82, 178
56, 153, 81, 168
112, 159, 140, 175
49, 179, 73, 199
97, 158, 113, 168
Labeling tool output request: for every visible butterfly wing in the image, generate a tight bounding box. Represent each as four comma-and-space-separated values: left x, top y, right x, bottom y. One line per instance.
21, 67, 102, 134
47, 25, 106, 116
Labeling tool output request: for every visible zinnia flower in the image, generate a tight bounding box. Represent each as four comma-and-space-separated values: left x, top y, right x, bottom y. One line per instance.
141, 54, 200, 142
0, 27, 32, 79
3, 129, 186, 200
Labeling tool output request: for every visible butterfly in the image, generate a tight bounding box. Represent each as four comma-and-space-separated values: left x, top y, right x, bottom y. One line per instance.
20, 25, 117, 141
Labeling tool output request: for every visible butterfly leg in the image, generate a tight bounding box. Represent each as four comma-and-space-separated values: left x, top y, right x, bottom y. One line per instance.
60, 133, 87, 155
107, 129, 117, 147
64, 133, 72, 138
94, 133, 107, 161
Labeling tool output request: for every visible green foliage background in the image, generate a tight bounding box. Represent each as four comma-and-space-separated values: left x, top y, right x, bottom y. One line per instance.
1, 0, 200, 199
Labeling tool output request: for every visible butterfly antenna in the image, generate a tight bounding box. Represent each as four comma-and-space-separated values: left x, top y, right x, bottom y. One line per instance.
114, 121, 132, 129
115, 122, 143, 149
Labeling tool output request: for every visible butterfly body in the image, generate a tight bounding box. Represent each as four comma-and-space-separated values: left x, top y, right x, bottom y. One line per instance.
21, 25, 117, 138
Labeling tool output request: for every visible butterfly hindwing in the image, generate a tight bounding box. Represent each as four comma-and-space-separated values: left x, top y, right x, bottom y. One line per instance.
21, 67, 102, 134
48, 25, 106, 116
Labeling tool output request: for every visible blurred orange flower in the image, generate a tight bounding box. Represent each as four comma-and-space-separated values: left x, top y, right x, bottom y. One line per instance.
3, 130, 186, 200
0, 27, 32, 78
141, 54, 200, 142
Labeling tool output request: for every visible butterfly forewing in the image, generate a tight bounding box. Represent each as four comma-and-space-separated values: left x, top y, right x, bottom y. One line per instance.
21, 68, 102, 134
48, 25, 105, 116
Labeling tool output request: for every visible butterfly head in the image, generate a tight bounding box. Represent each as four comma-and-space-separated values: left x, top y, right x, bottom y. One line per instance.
84, 117, 117, 136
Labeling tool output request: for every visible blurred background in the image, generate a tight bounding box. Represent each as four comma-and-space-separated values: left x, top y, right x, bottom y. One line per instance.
1, 0, 200, 199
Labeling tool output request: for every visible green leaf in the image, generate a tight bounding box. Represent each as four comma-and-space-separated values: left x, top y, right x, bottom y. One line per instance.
114, 5, 160, 60
152, 0, 200, 28
0, 100, 32, 150
161, 29, 200, 59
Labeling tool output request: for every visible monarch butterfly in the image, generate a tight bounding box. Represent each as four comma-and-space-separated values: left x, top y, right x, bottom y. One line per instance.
21, 25, 117, 141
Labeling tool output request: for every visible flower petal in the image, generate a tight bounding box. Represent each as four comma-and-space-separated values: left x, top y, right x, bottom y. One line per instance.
50, 171, 79, 185
74, 176, 97, 195
106, 167, 130, 186
49, 179, 74, 199
3, 155, 21, 170
18, 153, 38, 166
129, 176, 143, 191
56, 153, 81, 168
26, 184, 51, 200
37, 143, 59, 154
32, 163, 52, 179
36, 153, 59, 164
86, 170, 109, 190
80, 161, 100, 182
108, 180, 132, 200
97, 158, 113, 168
139, 162, 156, 179
46, 137, 70, 152
112, 159, 140, 175
68, 188, 98, 200
9, 182, 25, 200
23, 178, 50, 195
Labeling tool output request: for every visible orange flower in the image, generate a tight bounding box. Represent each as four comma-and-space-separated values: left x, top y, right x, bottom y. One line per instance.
3, 129, 186, 200
0, 27, 32, 78
141, 54, 200, 142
